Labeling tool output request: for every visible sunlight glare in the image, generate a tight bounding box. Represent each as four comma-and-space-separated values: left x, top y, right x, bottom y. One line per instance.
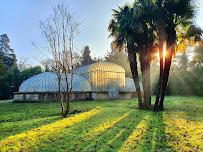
156, 42, 167, 60
163, 42, 167, 58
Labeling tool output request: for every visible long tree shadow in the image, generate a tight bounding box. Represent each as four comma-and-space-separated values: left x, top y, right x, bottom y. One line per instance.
139, 112, 168, 152
0, 116, 63, 140
116, 112, 168, 152
0, 108, 100, 152
16, 107, 130, 151
80, 110, 149, 152
29, 109, 149, 151
0, 108, 94, 141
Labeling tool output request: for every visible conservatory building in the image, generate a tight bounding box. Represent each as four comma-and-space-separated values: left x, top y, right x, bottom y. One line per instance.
14, 62, 142, 102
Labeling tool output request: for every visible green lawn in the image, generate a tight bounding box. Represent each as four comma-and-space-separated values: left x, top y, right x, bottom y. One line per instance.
0, 96, 202, 152
0, 99, 13, 103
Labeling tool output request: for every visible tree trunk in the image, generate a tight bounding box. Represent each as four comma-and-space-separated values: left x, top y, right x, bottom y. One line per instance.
154, 41, 164, 111
153, 18, 166, 111
159, 29, 176, 110
128, 51, 143, 107
139, 50, 151, 109
63, 73, 70, 118
146, 52, 151, 106
64, 92, 71, 117
58, 77, 64, 116
159, 44, 173, 110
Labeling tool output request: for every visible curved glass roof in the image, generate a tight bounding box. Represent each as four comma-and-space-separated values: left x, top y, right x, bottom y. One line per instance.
74, 62, 125, 91
64, 74, 91, 92
74, 62, 125, 74
123, 77, 143, 92
19, 72, 91, 92
19, 72, 59, 92
18, 63, 143, 93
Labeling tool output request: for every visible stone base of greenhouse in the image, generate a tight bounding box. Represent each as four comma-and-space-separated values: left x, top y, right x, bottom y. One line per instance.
13, 91, 137, 102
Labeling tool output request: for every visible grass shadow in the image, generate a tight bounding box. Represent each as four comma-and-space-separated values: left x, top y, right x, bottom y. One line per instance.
140, 112, 168, 151
28, 109, 148, 151
0, 108, 100, 152
0, 116, 63, 140
76, 110, 148, 152
164, 96, 203, 122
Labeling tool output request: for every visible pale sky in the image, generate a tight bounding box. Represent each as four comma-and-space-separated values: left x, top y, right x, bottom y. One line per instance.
0, 0, 203, 66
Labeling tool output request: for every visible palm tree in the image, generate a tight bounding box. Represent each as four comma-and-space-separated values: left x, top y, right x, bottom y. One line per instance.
108, 6, 143, 108
129, 0, 202, 111
153, 0, 202, 111
133, 0, 157, 108
109, 3, 157, 109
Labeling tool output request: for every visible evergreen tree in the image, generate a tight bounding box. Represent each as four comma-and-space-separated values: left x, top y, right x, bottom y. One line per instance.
0, 60, 6, 76
0, 34, 14, 54
105, 47, 132, 77
0, 34, 16, 68
81, 46, 95, 66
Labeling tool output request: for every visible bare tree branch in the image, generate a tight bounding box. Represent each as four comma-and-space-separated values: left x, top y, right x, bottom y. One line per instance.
34, 3, 80, 117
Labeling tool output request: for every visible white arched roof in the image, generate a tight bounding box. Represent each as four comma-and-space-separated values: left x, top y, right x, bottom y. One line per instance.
74, 62, 125, 74
19, 72, 91, 92
123, 77, 143, 92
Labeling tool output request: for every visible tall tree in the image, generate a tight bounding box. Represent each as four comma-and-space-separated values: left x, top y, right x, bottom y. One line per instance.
154, 0, 202, 111
0, 34, 14, 55
108, 5, 144, 108
81, 46, 95, 66
109, 4, 157, 109
38, 3, 79, 117
0, 34, 16, 68
105, 46, 132, 77
109, 0, 202, 111
133, 0, 157, 108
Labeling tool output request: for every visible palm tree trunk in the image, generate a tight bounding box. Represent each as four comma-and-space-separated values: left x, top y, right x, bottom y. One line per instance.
140, 51, 151, 109
159, 31, 175, 110
159, 51, 172, 110
154, 41, 164, 111
154, 18, 166, 111
128, 51, 143, 107
146, 51, 151, 106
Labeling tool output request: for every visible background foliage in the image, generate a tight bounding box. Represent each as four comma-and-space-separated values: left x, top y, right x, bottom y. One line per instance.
0, 35, 202, 100
151, 46, 203, 96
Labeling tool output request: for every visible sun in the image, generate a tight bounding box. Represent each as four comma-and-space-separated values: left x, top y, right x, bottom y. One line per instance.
155, 42, 167, 59
163, 42, 167, 58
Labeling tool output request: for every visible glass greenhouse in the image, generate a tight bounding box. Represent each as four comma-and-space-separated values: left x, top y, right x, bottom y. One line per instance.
15, 62, 142, 102
123, 77, 143, 92
19, 72, 59, 92
19, 72, 91, 92
74, 62, 125, 91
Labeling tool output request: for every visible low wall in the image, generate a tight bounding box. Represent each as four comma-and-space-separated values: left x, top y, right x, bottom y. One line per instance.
13, 91, 137, 102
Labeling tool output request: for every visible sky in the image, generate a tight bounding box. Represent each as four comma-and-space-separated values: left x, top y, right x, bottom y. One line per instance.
0, 0, 203, 66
